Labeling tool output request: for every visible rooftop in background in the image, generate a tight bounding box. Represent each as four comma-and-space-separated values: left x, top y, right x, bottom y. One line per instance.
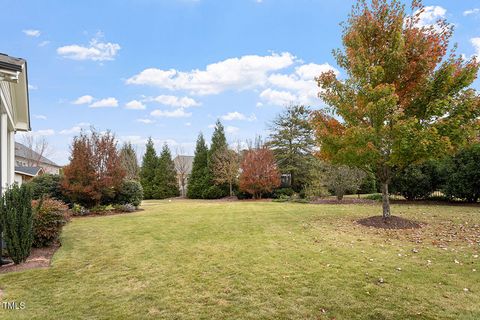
15, 142, 61, 168
14, 166, 43, 177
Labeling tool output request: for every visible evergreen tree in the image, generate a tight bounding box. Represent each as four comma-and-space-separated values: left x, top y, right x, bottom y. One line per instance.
140, 138, 158, 199
209, 120, 228, 157
207, 120, 229, 198
154, 144, 180, 199
187, 133, 210, 198
268, 105, 316, 191
0, 184, 33, 264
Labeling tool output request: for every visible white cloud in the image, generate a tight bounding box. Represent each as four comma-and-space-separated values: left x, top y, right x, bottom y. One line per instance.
146, 95, 200, 108
39, 41, 50, 47
60, 122, 90, 135
256, 102, 264, 107
23, 29, 41, 37
472, 38, 480, 58
412, 6, 447, 29
259, 89, 296, 106
28, 84, 38, 90
464, 8, 480, 16
57, 37, 120, 61
261, 62, 339, 106
137, 118, 155, 124
34, 114, 47, 120
150, 108, 192, 118
72, 95, 94, 105
90, 97, 118, 108
126, 52, 296, 95
125, 100, 146, 110
185, 122, 192, 126
20, 129, 55, 137
221, 111, 256, 121
225, 126, 239, 134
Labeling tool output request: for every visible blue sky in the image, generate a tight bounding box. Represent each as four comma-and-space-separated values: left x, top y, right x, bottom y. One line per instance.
1, 0, 479, 165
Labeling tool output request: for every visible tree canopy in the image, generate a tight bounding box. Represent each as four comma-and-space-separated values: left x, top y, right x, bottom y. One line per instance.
313, 0, 480, 217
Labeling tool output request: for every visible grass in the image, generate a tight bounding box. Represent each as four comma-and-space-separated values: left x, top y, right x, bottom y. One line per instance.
0, 200, 479, 319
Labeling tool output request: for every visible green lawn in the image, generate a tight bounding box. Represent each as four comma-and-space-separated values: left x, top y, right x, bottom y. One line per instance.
0, 200, 479, 319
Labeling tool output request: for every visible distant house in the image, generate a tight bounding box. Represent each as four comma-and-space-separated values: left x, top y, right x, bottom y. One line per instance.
14, 142, 61, 185
14, 166, 44, 185
173, 155, 194, 197
0, 53, 30, 193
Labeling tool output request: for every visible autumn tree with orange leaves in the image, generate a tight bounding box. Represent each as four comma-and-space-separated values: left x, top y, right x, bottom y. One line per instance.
313, 0, 480, 218
62, 130, 126, 208
239, 143, 281, 199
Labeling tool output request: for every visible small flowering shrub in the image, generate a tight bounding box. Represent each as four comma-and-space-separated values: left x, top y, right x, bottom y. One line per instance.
71, 203, 90, 216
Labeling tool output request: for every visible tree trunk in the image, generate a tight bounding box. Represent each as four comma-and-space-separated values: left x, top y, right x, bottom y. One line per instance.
381, 181, 391, 219
229, 181, 233, 197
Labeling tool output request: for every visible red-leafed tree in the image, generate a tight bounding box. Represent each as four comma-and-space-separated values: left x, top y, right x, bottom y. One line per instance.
239, 144, 281, 199
62, 130, 125, 207
314, 0, 480, 218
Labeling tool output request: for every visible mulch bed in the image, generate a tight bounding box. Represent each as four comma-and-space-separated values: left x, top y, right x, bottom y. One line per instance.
0, 243, 60, 274
357, 215, 423, 230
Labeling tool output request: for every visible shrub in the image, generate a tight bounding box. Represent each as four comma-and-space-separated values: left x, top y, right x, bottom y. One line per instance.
0, 184, 33, 264
391, 161, 440, 200
202, 185, 224, 199
115, 180, 144, 207
364, 193, 383, 201
236, 190, 253, 200
114, 203, 136, 213
358, 171, 377, 194
443, 145, 480, 203
71, 204, 90, 216
273, 188, 295, 199
32, 198, 69, 248
27, 174, 67, 202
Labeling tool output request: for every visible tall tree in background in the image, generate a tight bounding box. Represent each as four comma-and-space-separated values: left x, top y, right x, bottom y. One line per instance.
62, 130, 125, 207
119, 142, 139, 180
154, 144, 180, 199
268, 105, 316, 191
174, 147, 191, 197
208, 120, 229, 197
187, 133, 210, 198
212, 148, 240, 196
314, 0, 480, 218
140, 138, 158, 199
239, 142, 281, 199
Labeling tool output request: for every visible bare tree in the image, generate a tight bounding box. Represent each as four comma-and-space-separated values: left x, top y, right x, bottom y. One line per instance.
21, 135, 53, 167
174, 147, 190, 197
325, 164, 366, 201
212, 148, 239, 197
119, 142, 140, 180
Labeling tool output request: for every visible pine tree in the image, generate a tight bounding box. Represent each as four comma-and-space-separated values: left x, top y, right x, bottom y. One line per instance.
268, 105, 316, 192
140, 138, 158, 199
154, 144, 180, 199
207, 120, 229, 198
187, 133, 210, 198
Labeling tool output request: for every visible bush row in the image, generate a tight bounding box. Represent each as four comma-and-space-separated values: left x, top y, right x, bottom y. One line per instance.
26, 175, 144, 209
391, 144, 480, 202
